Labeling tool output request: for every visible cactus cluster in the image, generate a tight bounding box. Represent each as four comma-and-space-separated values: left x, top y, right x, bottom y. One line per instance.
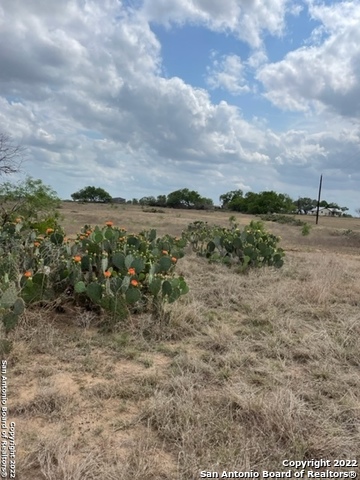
0, 219, 190, 331
69, 224, 189, 314
183, 219, 284, 272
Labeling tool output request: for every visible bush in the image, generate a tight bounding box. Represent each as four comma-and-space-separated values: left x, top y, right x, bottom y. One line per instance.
142, 208, 165, 214
301, 223, 311, 236
259, 213, 306, 226
0, 177, 62, 227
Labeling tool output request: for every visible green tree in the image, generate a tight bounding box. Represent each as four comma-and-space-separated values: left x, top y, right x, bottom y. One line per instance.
295, 197, 317, 213
166, 188, 213, 209
0, 177, 61, 226
196, 197, 214, 210
327, 202, 341, 209
71, 186, 112, 203
167, 188, 195, 208
156, 195, 167, 207
220, 189, 243, 208
139, 196, 157, 206
243, 192, 262, 214
228, 190, 295, 214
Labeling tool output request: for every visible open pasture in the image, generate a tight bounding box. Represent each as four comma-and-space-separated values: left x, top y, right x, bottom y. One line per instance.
5, 203, 360, 479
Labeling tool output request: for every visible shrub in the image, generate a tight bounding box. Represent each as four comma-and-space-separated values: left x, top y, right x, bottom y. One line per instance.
0, 177, 62, 227
301, 223, 312, 236
142, 208, 165, 214
259, 213, 306, 226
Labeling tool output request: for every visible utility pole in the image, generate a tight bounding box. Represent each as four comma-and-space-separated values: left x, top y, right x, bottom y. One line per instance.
315, 174, 323, 225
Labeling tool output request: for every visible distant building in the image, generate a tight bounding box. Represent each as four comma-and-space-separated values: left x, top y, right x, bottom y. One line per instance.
308, 207, 343, 217
111, 197, 126, 204
329, 208, 343, 216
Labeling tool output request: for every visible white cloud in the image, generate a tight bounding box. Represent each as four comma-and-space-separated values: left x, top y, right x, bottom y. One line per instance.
206, 54, 250, 95
0, 0, 359, 213
257, 1, 360, 117
141, 0, 291, 48
246, 50, 268, 69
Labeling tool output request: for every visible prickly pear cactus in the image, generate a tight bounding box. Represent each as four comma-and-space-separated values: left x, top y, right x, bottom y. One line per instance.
0, 284, 25, 332
1, 285, 18, 308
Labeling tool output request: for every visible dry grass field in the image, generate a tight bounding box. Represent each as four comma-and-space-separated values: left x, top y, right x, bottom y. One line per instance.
4, 203, 360, 479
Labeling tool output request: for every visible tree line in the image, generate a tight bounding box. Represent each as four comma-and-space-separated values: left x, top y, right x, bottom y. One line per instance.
71, 186, 350, 215
219, 190, 349, 215
71, 186, 214, 210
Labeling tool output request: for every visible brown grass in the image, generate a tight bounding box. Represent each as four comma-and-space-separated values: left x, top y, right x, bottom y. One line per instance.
3, 203, 360, 479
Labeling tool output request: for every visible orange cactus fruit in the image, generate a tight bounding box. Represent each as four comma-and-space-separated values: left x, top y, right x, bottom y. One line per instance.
130, 279, 138, 287
105, 221, 113, 227
128, 267, 136, 276
73, 255, 82, 262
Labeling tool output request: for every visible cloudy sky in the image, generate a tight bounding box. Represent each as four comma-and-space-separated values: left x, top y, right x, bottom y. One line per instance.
1, 0, 359, 212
